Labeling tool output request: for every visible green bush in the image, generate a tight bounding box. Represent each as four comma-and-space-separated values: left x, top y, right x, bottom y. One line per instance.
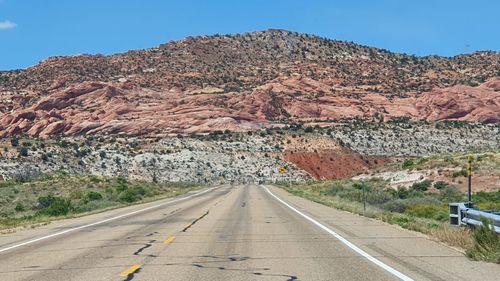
321, 182, 346, 196
14, 203, 25, 212
466, 219, 500, 263
19, 147, 29, 157
402, 159, 414, 169
382, 199, 411, 213
390, 187, 423, 199
405, 204, 448, 221
433, 181, 449, 190
115, 178, 129, 192
86, 191, 103, 201
382, 197, 441, 213
411, 180, 432, 191
119, 186, 147, 203
10, 138, 19, 146
474, 191, 500, 205
365, 189, 393, 205
452, 169, 468, 178
439, 185, 464, 202
37, 195, 73, 216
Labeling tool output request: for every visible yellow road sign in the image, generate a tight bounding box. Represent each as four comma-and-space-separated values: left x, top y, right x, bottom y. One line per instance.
467, 155, 473, 176
278, 167, 287, 174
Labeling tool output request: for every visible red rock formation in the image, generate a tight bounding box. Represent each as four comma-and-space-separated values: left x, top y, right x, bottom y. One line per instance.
0, 77, 498, 137
0, 30, 498, 137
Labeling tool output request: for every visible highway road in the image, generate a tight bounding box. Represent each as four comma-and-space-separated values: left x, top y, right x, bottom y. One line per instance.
0, 185, 498, 281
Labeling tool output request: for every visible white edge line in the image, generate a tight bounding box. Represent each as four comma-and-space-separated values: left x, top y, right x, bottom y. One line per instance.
261, 185, 414, 281
0, 186, 219, 254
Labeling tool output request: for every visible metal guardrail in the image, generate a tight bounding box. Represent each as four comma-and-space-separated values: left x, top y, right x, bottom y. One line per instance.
449, 202, 500, 233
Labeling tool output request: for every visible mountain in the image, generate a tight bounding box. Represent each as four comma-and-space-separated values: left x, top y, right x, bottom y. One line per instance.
1, 29, 499, 137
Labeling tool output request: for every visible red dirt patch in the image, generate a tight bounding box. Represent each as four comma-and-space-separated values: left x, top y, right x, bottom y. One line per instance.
284, 149, 388, 180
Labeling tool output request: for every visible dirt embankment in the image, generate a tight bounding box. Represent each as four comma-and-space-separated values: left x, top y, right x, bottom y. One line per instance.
282, 135, 389, 180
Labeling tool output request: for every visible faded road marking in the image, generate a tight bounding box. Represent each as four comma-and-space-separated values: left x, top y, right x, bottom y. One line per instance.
164, 236, 176, 245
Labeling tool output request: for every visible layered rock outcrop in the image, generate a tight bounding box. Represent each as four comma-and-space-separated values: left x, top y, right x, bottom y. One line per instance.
0, 30, 498, 137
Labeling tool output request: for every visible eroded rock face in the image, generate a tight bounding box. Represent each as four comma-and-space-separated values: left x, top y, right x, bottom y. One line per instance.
0, 77, 499, 137
282, 135, 389, 180
0, 30, 498, 137
415, 82, 500, 123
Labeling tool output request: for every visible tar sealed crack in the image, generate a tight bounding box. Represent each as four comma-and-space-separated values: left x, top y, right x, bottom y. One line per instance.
133, 240, 155, 255
182, 210, 209, 232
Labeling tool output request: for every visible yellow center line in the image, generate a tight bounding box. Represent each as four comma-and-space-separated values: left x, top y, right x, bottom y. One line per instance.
164, 235, 176, 245
120, 264, 142, 277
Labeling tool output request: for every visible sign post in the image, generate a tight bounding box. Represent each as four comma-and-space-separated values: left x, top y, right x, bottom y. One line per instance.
467, 155, 473, 206
362, 183, 366, 216
278, 166, 289, 187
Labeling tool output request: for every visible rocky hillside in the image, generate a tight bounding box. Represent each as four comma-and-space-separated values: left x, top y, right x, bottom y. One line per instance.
0, 29, 499, 137
1, 122, 498, 182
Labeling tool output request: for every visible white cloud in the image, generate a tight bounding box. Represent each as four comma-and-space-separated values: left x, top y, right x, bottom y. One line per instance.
0, 20, 16, 30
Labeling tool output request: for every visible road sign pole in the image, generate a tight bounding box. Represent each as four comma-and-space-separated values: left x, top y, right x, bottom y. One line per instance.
467, 155, 472, 206
362, 183, 366, 216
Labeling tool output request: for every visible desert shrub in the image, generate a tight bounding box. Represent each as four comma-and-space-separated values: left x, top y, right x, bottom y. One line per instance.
390, 187, 424, 199
119, 186, 146, 203
115, 177, 129, 192
321, 182, 346, 196
365, 189, 393, 205
474, 191, 500, 205
382, 199, 410, 213
402, 159, 414, 169
475, 202, 500, 211
405, 204, 448, 221
452, 169, 468, 178
439, 185, 464, 202
89, 176, 101, 183
338, 189, 363, 202
19, 147, 28, 157
99, 151, 106, 158
473, 191, 500, 210
411, 180, 433, 191
433, 181, 449, 190
393, 216, 415, 228
10, 138, 19, 147
382, 197, 441, 213
86, 191, 103, 201
466, 219, 500, 263
14, 203, 25, 212
37, 195, 73, 216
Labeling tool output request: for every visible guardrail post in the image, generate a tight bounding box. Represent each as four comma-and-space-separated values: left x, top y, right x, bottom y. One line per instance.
449, 203, 461, 226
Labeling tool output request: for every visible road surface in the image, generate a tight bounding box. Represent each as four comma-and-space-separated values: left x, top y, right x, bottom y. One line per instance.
0, 185, 498, 280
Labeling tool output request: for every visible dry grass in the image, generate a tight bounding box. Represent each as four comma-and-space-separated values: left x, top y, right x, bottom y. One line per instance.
430, 226, 474, 250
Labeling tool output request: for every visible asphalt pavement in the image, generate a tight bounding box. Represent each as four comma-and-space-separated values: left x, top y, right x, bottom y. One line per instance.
0, 184, 498, 281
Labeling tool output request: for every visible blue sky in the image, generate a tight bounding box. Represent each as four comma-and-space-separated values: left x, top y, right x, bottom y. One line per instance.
0, 0, 499, 70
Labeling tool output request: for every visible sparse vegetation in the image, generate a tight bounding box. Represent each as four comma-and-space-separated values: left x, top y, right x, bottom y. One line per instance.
0, 173, 201, 230
278, 178, 499, 263
466, 219, 500, 263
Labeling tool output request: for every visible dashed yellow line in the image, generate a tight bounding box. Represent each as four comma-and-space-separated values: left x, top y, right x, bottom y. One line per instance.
164, 235, 176, 245
120, 264, 142, 277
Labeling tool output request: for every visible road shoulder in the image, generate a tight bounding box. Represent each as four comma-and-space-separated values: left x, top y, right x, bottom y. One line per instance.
266, 185, 500, 281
